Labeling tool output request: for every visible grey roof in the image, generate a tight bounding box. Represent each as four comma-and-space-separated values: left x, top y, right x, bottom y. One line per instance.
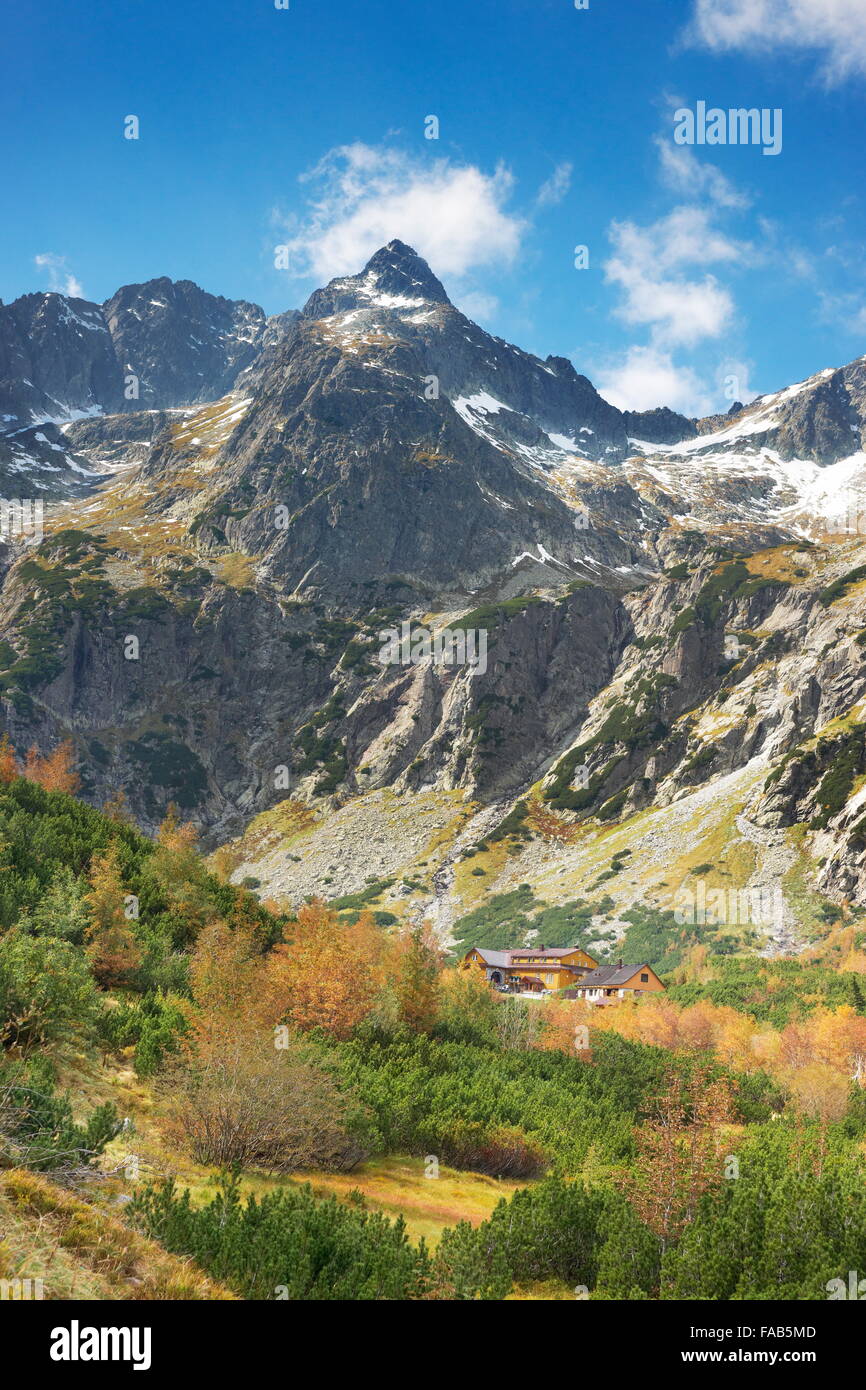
508, 947, 586, 959
474, 949, 512, 968
473, 946, 591, 967
576, 964, 653, 989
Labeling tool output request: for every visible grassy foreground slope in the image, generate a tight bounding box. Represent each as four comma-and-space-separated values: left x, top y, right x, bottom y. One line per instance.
2, 759, 866, 1300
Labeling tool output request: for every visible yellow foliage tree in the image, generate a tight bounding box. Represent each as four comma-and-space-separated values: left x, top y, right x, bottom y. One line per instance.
84, 842, 142, 987
264, 900, 385, 1039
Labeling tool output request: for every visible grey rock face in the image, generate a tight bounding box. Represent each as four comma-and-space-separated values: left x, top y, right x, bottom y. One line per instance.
624, 406, 697, 445
101, 278, 268, 409
0, 292, 123, 428
297, 241, 630, 465
688, 359, 866, 464
0, 422, 103, 500
0, 281, 300, 446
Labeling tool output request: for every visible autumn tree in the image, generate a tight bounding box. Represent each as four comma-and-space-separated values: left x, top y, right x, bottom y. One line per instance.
188, 919, 265, 1026
164, 916, 367, 1171
785, 1062, 850, 1123
0, 734, 19, 785
102, 787, 133, 824
495, 995, 545, 1051
84, 842, 142, 987
537, 996, 595, 1056
140, 806, 213, 943
163, 1025, 367, 1172
264, 900, 385, 1039
209, 844, 240, 885
393, 924, 442, 1033
34, 739, 79, 794
19, 739, 79, 793
435, 966, 499, 1043
23, 745, 41, 782
811, 1004, 866, 1082
620, 1066, 734, 1253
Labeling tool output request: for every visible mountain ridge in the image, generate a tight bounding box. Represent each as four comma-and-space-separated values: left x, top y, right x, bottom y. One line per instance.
1, 242, 866, 956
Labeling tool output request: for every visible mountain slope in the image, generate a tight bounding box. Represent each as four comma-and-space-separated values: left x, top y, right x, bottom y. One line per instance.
0, 242, 865, 952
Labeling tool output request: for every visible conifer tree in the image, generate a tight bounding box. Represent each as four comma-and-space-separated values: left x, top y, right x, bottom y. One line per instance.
30, 865, 89, 943
394, 924, 442, 1033
84, 842, 142, 987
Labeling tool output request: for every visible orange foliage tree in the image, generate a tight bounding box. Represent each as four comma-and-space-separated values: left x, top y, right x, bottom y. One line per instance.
17, 739, 80, 794
140, 805, 214, 943
165, 920, 366, 1171
392, 923, 443, 1033
264, 900, 386, 1039
0, 734, 19, 784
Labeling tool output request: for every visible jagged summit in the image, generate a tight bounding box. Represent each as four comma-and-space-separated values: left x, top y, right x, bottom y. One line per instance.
361, 240, 451, 304
301, 240, 451, 320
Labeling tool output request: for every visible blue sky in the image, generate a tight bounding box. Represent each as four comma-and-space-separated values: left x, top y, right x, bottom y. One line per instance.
2, 0, 865, 415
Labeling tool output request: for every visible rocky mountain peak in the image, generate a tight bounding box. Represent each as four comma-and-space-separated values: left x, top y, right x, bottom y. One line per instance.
361, 240, 451, 304
301, 240, 451, 320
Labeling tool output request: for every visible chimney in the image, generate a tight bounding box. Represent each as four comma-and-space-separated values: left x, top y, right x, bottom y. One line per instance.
539, 944, 546, 953
618, 958, 623, 969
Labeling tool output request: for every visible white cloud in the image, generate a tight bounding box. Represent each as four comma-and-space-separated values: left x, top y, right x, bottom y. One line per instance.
598, 180, 757, 414
454, 289, 499, 322
819, 289, 866, 335
596, 346, 715, 415
277, 144, 525, 283
604, 207, 742, 348
34, 253, 83, 298
656, 140, 750, 210
685, 0, 866, 83
536, 162, 573, 208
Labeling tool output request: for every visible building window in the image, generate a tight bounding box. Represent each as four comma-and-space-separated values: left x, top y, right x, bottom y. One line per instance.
640, 973, 649, 983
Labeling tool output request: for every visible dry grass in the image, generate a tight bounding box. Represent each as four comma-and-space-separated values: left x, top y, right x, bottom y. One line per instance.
507, 1279, 576, 1301
0, 1169, 234, 1301
452, 838, 512, 910
283, 1156, 523, 1249
223, 797, 321, 861
743, 546, 810, 584
215, 553, 258, 589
